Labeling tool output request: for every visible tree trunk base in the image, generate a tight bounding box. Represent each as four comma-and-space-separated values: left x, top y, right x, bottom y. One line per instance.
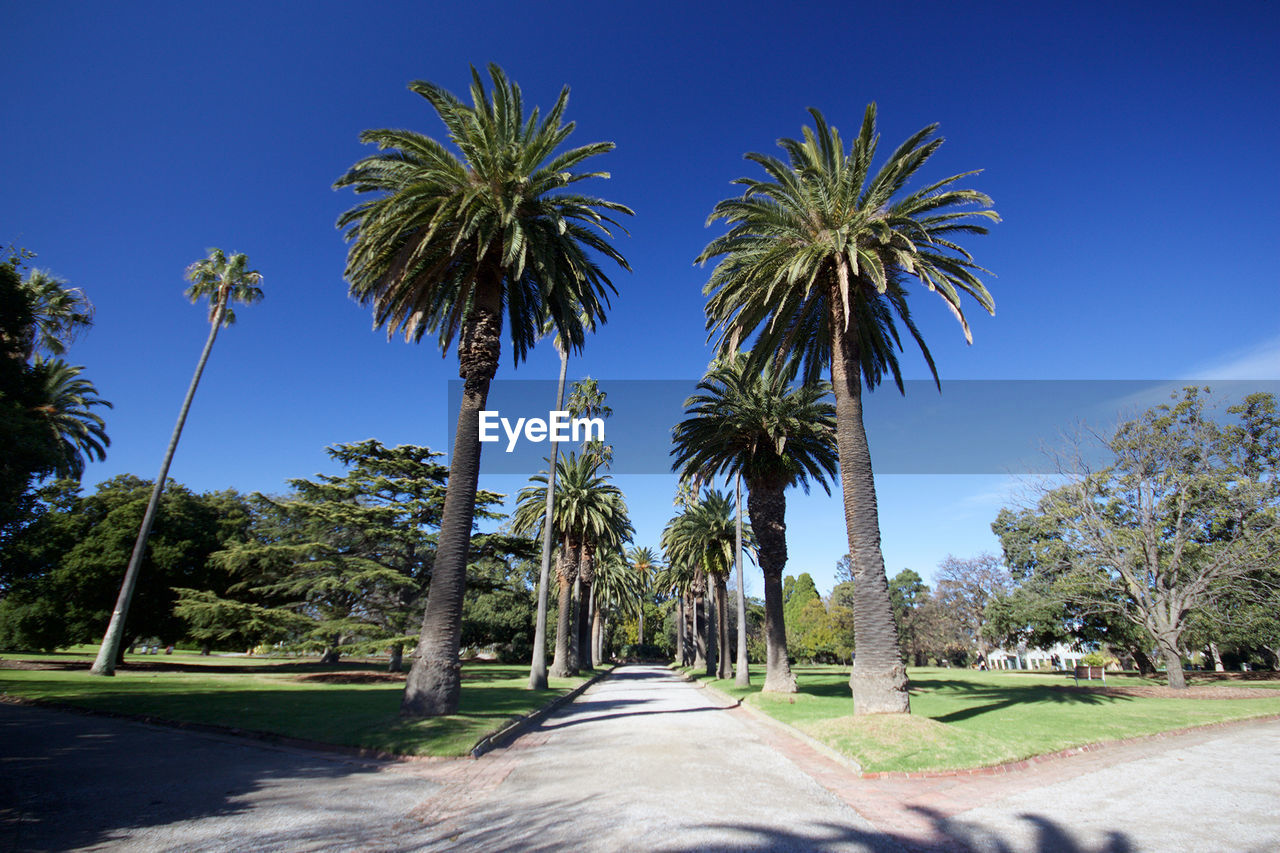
401, 655, 461, 716
388, 644, 403, 673
850, 661, 910, 714
763, 669, 798, 693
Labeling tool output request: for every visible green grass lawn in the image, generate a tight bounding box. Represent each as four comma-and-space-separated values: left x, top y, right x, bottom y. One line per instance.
0, 649, 591, 757
685, 664, 1280, 773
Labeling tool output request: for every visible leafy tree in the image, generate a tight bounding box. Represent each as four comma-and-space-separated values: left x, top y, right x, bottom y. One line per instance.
335, 65, 631, 716
189, 441, 521, 668
887, 569, 928, 664
0, 476, 250, 651
997, 388, 1280, 688
672, 354, 837, 691
700, 104, 998, 714
92, 249, 262, 676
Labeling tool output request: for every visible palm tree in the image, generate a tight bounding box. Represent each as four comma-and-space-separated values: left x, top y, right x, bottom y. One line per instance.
626, 545, 660, 645
672, 355, 837, 692
591, 549, 644, 664
655, 559, 695, 664
18, 269, 94, 360
512, 452, 628, 677
700, 104, 998, 713
90, 249, 262, 676
335, 65, 630, 716
664, 490, 750, 678
30, 357, 112, 478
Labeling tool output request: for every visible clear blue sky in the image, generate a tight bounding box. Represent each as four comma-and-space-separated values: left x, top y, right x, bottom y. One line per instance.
5, 2, 1278, 595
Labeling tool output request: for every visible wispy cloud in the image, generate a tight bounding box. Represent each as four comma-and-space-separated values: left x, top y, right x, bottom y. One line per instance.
1187, 334, 1280, 380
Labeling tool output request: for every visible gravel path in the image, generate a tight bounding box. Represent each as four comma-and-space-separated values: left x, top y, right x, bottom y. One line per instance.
4, 665, 1279, 852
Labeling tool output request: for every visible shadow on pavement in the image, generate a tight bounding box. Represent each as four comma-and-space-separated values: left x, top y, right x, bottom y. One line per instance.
411, 794, 1143, 853
0, 703, 423, 853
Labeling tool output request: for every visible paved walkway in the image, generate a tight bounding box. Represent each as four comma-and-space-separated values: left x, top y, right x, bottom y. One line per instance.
3, 665, 1279, 851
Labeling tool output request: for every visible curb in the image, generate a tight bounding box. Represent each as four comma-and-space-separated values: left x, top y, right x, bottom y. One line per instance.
665, 666, 1280, 780
469, 664, 619, 758
855, 711, 1280, 779
670, 666, 864, 774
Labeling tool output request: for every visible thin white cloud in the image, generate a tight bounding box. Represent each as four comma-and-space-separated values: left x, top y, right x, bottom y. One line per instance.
1188, 334, 1280, 380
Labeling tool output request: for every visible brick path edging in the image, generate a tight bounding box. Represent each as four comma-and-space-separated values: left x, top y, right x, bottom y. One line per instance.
669, 665, 1280, 780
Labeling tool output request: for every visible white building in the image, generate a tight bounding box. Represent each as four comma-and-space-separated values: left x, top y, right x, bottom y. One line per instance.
986, 641, 1088, 671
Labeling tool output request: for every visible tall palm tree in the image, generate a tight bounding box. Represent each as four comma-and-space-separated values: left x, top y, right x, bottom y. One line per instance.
672, 355, 837, 692
527, 311, 590, 690
512, 452, 628, 677
626, 545, 659, 645
91, 248, 262, 676
30, 357, 112, 479
700, 104, 998, 713
335, 65, 630, 716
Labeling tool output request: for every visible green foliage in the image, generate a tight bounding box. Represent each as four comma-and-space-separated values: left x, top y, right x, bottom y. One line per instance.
189, 441, 527, 658
334, 64, 631, 364
671, 354, 837, 494
0, 476, 250, 650
699, 103, 998, 388
993, 388, 1280, 677
0, 254, 110, 545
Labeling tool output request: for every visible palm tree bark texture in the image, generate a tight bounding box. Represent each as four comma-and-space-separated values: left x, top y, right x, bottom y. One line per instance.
401, 278, 502, 715
830, 301, 909, 714
747, 483, 798, 692
576, 542, 596, 671
549, 537, 581, 678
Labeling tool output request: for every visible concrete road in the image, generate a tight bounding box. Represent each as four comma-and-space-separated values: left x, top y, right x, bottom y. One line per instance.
3, 665, 1279, 852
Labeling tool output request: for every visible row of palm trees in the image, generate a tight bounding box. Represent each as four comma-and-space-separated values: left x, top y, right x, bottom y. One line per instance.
331, 64, 996, 716
84, 62, 995, 715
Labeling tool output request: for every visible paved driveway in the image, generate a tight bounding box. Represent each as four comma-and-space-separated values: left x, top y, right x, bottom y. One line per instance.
3, 665, 1278, 851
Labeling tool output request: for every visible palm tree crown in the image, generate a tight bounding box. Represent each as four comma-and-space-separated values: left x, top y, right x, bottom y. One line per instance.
335, 63, 631, 365
700, 103, 998, 388
184, 248, 263, 326
672, 354, 838, 493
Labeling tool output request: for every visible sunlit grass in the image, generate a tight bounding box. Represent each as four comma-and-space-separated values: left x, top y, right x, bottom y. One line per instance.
0, 653, 591, 757
683, 664, 1280, 772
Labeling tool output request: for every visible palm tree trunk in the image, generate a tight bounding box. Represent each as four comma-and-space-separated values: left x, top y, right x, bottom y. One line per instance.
638, 609, 644, 647
830, 302, 909, 714
704, 583, 717, 678
716, 576, 731, 679
734, 475, 750, 687
549, 540, 579, 677
693, 589, 707, 671
529, 344, 569, 690
747, 481, 797, 693
591, 607, 604, 666
91, 298, 227, 677
576, 544, 595, 672
675, 595, 686, 664
568, 576, 582, 671
402, 278, 502, 716
388, 643, 403, 673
